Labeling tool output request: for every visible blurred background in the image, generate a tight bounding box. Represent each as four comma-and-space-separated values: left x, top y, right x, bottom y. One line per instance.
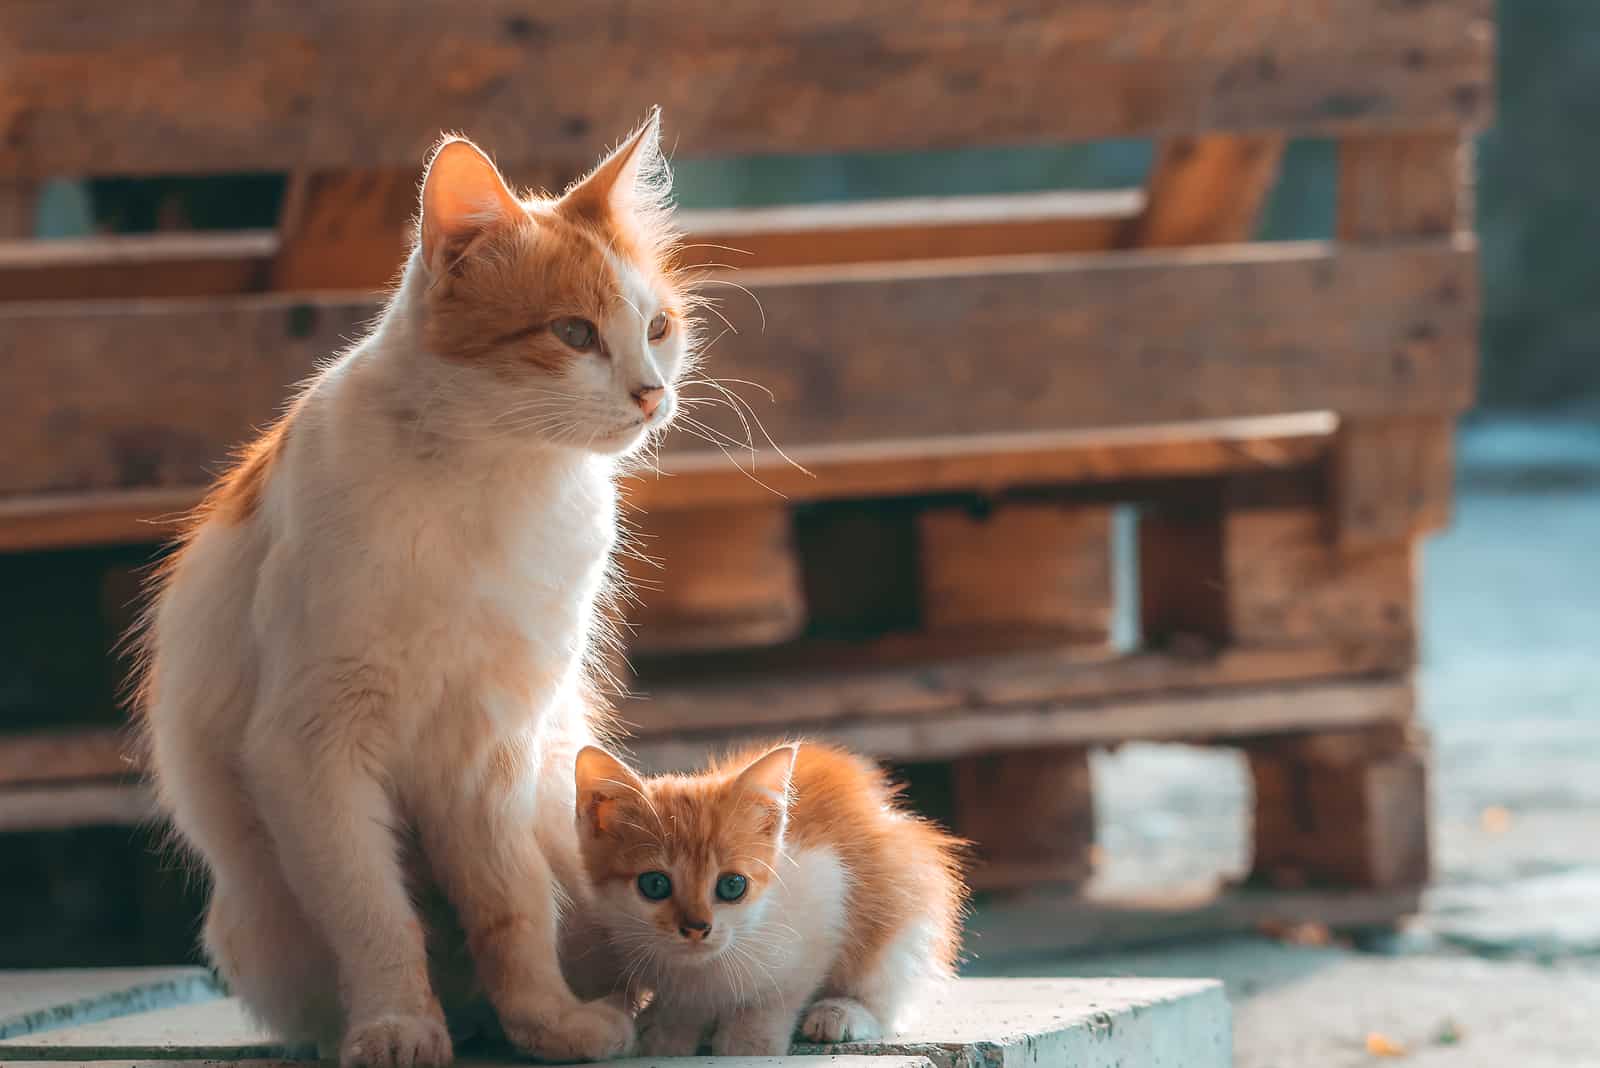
3, 2, 1598, 1065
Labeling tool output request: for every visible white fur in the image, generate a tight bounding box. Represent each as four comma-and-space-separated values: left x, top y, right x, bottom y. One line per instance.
601, 845, 849, 1057
143, 184, 686, 1068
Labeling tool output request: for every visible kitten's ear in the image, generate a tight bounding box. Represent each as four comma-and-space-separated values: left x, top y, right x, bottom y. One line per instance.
575, 746, 648, 839
418, 136, 522, 276
732, 744, 797, 836
558, 108, 667, 227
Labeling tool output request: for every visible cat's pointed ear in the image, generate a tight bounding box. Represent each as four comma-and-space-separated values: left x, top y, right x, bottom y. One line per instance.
575, 746, 648, 839
418, 135, 522, 276
732, 744, 797, 836
558, 108, 667, 227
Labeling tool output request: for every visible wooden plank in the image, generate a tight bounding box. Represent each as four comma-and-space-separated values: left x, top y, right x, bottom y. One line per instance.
621, 503, 805, 653
1248, 724, 1431, 890
269, 168, 421, 292
1, 182, 39, 238
2, 1, 1493, 179
1139, 488, 1229, 649
0, 416, 1336, 553
0, 782, 155, 833
0, 729, 135, 788
1226, 506, 1417, 649
967, 882, 1421, 959
0, 241, 1476, 500
1334, 134, 1472, 549
675, 190, 1139, 270
792, 502, 922, 639
954, 747, 1097, 893
627, 676, 1414, 770
1122, 134, 1285, 247
0, 190, 1141, 301
919, 503, 1112, 647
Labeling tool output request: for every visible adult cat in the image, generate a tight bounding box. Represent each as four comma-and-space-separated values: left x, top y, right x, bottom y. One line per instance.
135, 113, 691, 1068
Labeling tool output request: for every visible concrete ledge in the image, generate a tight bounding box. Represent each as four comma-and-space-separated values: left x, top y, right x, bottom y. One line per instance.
0, 974, 1229, 1067
0, 968, 220, 1041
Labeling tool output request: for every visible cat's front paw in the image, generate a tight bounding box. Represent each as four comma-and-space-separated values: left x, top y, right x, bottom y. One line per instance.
501, 997, 634, 1062
802, 997, 884, 1043
341, 1011, 453, 1068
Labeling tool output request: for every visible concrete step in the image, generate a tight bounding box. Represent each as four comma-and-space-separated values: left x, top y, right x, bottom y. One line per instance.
0, 971, 1230, 1067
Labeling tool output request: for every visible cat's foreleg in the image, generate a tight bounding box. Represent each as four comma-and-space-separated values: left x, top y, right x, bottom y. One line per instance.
245, 691, 449, 1068
711, 992, 811, 1057
420, 739, 633, 1062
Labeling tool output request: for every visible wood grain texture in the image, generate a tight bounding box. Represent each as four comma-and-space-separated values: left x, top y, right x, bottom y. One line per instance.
920, 503, 1112, 646
1122, 134, 1286, 248
0, 182, 39, 238
0, 191, 1138, 299
627, 675, 1413, 769
1, 1, 1495, 178
0, 728, 135, 788
620, 640, 1410, 737
1333, 135, 1471, 548
621, 504, 805, 653
0, 241, 1476, 498
954, 747, 1097, 892
1249, 723, 1432, 890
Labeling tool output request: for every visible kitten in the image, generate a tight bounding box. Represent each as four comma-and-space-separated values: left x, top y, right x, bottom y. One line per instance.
573, 742, 967, 1056
135, 112, 696, 1068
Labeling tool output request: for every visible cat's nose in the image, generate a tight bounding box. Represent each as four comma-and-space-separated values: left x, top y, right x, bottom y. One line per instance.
678, 919, 712, 941
632, 384, 666, 418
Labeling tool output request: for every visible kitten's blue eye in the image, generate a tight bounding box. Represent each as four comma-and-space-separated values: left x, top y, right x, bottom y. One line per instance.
715, 873, 748, 902
637, 871, 672, 901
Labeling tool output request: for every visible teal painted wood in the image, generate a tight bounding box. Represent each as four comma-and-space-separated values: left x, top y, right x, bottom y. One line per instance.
0, 968, 222, 1041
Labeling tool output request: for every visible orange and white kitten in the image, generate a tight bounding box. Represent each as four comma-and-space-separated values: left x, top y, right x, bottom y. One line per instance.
574, 743, 967, 1056
136, 113, 694, 1068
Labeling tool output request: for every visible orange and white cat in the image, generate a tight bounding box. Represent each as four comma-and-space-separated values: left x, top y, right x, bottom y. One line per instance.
574, 743, 966, 1056
135, 113, 694, 1068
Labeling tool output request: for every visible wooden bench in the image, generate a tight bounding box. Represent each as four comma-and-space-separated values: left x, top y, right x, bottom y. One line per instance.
0, 1, 1491, 950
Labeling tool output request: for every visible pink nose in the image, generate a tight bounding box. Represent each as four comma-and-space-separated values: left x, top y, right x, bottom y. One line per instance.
633, 385, 665, 418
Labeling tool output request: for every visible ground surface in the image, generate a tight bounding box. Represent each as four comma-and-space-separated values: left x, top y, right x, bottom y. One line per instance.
969, 418, 1600, 1066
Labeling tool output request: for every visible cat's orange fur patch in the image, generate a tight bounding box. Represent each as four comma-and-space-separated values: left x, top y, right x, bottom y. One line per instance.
207, 416, 291, 524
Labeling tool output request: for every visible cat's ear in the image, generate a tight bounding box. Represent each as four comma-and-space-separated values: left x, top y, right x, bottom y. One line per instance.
575, 746, 648, 839
558, 108, 667, 227
418, 136, 522, 276
732, 744, 797, 837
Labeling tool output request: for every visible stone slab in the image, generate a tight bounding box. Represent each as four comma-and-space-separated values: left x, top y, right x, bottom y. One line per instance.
0, 977, 1228, 1067
0, 967, 220, 1040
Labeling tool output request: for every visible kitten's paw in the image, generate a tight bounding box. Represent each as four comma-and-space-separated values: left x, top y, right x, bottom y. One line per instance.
802, 998, 884, 1044
502, 997, 635, 1062
340, 1012, 453, 1068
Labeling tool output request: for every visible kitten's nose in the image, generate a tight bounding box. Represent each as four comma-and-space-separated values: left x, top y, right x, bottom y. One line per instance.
678, 919, 712, 941
632, 384, 666, 418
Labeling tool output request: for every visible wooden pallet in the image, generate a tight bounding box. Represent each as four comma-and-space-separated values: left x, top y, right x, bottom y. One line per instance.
0, 0, 1490, 957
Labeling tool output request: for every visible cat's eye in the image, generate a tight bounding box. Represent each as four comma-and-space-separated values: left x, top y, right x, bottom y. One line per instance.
552, 316, 597, 351
715, 873, 748, 902
647, 311, 671, 342
637, 871, 672, 901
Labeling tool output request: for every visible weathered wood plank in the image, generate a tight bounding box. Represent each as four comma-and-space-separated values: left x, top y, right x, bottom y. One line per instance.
620, 638, 1410, 737
0, 241, 1476, 499
920, 503, 1112, 646
1249, 723, 1432, 890
628, 676, 1413, 769
966, 882, 1421, 958
1122, 134, 1285, 247
0, 415, 1336, 552
620, 504, 805, 653
954, 747, 1097, 893
1334, 134, 1473, 549
0, 232, 275, 301
2, 1, 1493, 179
0, 729, 135, 788
1, 182, 40, 238
0, 190, 1141, 301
